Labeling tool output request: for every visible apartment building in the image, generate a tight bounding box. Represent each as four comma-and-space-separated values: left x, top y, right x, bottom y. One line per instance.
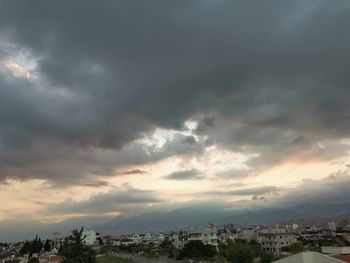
257, 228, 297, 254
188, 224, 218, 247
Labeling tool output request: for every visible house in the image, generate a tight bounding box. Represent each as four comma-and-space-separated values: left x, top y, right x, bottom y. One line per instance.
82, 230, 97, 246
39, 255, 63, 263
140, 232, 165, 245
188, 224, 218, 247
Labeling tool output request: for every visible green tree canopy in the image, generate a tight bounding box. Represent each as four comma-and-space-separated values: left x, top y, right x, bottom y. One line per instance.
44, 239, 51, 252
224, 243, 254, 263
59, 227, 96, 263
178, 241, 217, 260
19, 236, 43, 256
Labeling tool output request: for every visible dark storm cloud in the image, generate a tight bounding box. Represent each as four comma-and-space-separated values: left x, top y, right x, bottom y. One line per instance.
0, 0, 350, 183
203, 186, 278, 197
0, 130, 204, 184
274, 169, 350, 207
43, 169, 350, 219
83, 181, 110, 188
163, 169, 204, 180
45, 185, 161, 215
119, 169, 149, 175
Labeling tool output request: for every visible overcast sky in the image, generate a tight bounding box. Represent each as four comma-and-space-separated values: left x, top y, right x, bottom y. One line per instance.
1, 0, 350, 233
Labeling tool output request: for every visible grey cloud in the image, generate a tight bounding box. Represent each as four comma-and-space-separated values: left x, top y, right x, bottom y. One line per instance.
0, 131, 204, 184
228, 186, 278, 196
273, 169, 350, 207
83, 181, 110, 188
206, 186, 278, 196
44, 186, 161, 216
119, 169, 149, 175
163, 169, 204, 180
0, 0, 349, 183
216, 168, 251, 179
252, 195, 266, 201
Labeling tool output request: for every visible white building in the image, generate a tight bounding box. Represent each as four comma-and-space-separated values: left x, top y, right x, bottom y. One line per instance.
188, 224, 218, 247
140, 232, 165, 245
129, 234, 142, 244
257, 228, 297, 254
83, 230, 97, 246
169, 231, 188, 249
286, 224, 299, 230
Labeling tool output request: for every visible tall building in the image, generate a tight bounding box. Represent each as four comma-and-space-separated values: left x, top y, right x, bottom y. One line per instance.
188, 223, 218, 247
51, 232, 61, 250
257, 228, 297, 254
82, 230, 97, 246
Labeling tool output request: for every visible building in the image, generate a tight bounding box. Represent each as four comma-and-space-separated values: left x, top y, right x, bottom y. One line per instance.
139, 232, 165, 245
286, 224, 299, 230
82, 230, 97, 246
129, 234, 142, 244
169, 231, 188, 249
218, 229, 235, 244
257, 228, 297, 254
39, 255, 63, 263
237, 229, 258, 242
188, 224, 218, 247
51, 233, 61, 250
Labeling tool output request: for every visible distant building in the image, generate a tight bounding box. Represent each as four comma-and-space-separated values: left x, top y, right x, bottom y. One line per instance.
169, 231, 188, 249
82, 230, 97, 246
257, 228, 297, 254
51, 233, 61, 250
188, 224, 218, 247
286, 224, 299, 230
129, 234, 142, 244
138, 232, 165, 245
224, 224, 236, 232
237, 229, 258, 242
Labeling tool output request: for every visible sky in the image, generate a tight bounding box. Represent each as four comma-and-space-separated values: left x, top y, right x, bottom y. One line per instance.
1, 0, 350, 238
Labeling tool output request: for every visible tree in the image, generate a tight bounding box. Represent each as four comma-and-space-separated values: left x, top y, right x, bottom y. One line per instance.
20, 241, 31, 255
291, 242, 304, 254
178, 241, 217, 260
28, 257, 39, 263
260, 252, 274, 263
282, 241, 304, 254
224, 243, 254, 263
59, 227, 96, 263
44, 240, 51, 252
19, 236, 43, 257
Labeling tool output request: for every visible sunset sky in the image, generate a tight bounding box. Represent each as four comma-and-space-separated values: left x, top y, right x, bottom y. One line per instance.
0, 0, 350, 238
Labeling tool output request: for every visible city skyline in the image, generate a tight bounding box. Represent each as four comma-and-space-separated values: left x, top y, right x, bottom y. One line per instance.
0, 0, 350, 240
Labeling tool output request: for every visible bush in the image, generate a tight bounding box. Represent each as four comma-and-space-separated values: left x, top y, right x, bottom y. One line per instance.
177, 241, 217, 260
